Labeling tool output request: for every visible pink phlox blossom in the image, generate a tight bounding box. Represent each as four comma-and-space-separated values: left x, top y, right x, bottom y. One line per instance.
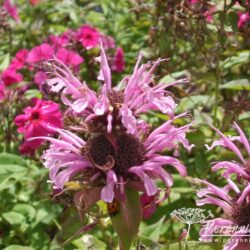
15, 98, 63, 149
76, 25, 100, 50
3, 0, 19, 22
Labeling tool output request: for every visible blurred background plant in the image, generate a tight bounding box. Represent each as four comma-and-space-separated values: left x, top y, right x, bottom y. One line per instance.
0, 0, 250, 249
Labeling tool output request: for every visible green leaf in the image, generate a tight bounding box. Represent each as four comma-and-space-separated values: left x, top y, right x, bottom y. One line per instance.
176, 95, 214, 113
219, 79, 250, 90
0, 153, 27, 166
160, 70, 190, 84
3, 245, 34, 250
140, 216, 165, 242
2, 211, 26, 225
24, 89, 43, 100
0, 53, 10, 71
220, 51, 250, 69
110, 188, 141, 250
72, 235, 107, 250
12, 204, 36, 221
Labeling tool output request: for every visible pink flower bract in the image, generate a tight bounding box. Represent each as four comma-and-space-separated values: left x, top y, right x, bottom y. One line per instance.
1, 68, 23, 86
112, 47, 125, 73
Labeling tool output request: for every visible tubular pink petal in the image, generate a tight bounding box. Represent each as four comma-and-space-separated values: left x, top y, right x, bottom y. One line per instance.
233, 122, 250, 156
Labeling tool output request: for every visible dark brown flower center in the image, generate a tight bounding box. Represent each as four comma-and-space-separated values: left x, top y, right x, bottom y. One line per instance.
233, 202, 250, 227
86, 133, 146, 176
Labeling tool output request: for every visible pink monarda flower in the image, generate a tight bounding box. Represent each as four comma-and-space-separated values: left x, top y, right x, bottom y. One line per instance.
76, 25, 100, 50
26, 43, 54, 64
205, 123, 250, 180
237, 12, 250, 30
30, 43, 192, 206
112, 47, 125, 73
196, 177, 250, 250
3, 0, 19, 22
1, 68, 23, 86
15, 98, 62, 149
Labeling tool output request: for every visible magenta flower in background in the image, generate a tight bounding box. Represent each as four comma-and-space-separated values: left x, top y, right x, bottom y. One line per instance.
204, 5, 216, 23
205, 123, 250, 180
15, 98, 63, 149
55, 48, 84, 70
1, 68, 23, 86
29, 0, 40, 6
26, 43, 54, 64
112, 47, 125, 73
19, 141, 36, 156
140, 193, 158, 219
10, 49, 29, 70
0, 82, 5, 101
47, 33, 70, 49
34, 71, 47, 87
76, 25, 100, 50
101, 34, 116, 49
30, 43, 192, 210
3, 0, 19, 22
237, 12, 250, 30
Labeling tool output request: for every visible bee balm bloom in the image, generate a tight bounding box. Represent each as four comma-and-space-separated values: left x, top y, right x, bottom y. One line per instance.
196, 177, 250, 250
31, 43, 192, 205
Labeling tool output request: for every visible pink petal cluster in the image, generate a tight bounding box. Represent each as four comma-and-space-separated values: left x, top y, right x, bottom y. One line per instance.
15, 98, 63, 151
29, 0, 40, 6
26, 43, 54, 64
140, 193, 158, 219
31, 43, 192, 208
205, 123, 250, 180
196, 123, 250, 250
237, 12, 250, 30
76, 25, 100, 50
112, 47, 125, 73
0, 49, 28, 87
1, 68, 23, 86
3, 0, 19, 22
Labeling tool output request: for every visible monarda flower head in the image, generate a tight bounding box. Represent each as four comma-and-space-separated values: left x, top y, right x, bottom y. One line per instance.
195, 123, 250, 250
30, 43, 192, 248
196, 177, 250, 250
